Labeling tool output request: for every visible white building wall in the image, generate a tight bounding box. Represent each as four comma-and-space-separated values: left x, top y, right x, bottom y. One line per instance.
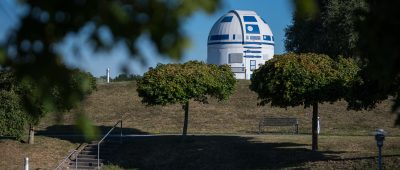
207, 10, 275, 80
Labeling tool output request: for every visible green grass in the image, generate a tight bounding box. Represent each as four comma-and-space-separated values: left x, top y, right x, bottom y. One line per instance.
2, 80, 400, 169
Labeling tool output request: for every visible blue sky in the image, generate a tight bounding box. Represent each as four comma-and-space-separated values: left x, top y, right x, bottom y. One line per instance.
0, 0, 293, 77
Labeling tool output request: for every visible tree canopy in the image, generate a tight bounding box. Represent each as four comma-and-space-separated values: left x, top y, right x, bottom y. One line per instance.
287, 0, 400, 125
355, 0, 400, 125
137, 61, 236, 136
250, 53, 360, 150
285, 0, 366, 58
0, 0, 221, 124
0, 69, 96, 140
250, 53, 360, 108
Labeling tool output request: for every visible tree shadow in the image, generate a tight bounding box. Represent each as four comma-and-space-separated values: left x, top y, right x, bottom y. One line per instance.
103, 135, 344, 169
36, 125, 148, 143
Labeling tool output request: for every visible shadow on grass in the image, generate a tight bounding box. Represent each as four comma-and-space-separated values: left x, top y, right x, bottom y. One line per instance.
36, 125, 148, 143
103, 135, 343, 170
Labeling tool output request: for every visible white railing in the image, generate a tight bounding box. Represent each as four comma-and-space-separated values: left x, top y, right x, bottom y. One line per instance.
97, 120, 123, 169
54, 149, 77, 170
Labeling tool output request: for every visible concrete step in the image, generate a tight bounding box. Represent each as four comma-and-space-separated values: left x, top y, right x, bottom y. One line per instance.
67, 165, 99, 170
69, 161, 102, 167
77, 154, 98, 159
83, 146, 117, 151
79, 150, 115, 156
74, 158, 103, 163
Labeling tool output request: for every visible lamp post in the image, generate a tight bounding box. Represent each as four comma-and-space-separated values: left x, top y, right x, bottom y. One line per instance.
373, 129, 386, 170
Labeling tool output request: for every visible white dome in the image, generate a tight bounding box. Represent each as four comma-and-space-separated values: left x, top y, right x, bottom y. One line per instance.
208, 10, 274, 45
207, 10, 274, 79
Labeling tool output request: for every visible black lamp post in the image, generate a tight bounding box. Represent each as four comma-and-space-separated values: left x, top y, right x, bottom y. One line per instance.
373, 129, 386, 170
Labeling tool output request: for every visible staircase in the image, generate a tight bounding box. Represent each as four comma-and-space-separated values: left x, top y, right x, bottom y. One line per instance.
69, 139, 120, 169
55, 120, 123, 170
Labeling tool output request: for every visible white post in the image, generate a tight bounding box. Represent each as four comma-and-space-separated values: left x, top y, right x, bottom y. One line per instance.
106, 68, 110, 83
24, 157, 29, 170
317, 116, 320, 134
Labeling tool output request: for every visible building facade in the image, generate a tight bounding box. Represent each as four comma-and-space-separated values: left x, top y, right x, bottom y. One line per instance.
207, 10, 274, 79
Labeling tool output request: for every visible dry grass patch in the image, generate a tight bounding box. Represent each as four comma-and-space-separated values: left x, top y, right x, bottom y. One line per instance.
0, 136, 78, 170
37, 80, 400, 136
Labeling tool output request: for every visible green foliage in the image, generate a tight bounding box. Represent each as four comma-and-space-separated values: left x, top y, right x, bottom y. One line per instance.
137, 61, 236, 106
250, 53, 360, 108
286, 0, 366, 58
289, 0, 400, 125
0, 90, 25, 139
113, 73, 142, 82
0, 69, 96, 138
0, 0, 221, 132
354, 0, 400, 125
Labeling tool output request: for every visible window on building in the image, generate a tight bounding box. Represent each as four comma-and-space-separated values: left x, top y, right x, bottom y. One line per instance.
245, 24, 260, 34
243, 16, 257, 22
229, 53, 243, 63
250, 60, 256, 71
221, 16, 233, 22
263, 35, 271, 41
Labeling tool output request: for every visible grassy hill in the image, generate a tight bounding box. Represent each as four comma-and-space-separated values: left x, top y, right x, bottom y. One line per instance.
39, 80, 400, 136
2, 80, 400, 169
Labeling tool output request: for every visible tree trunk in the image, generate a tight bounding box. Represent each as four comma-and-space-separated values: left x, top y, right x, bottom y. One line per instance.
182, 101, 189, 137
312, 103, 318, 151
28, 124, 34, 144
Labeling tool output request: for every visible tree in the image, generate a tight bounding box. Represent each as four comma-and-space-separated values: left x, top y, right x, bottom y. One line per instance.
137, 61, 236, 137
250, 53, 360, 151
289, 0, 400, 125
0, 69, 96, 143
0, 80, 25, 139
113, 73, 142, 82
285, 0, 366, 58
0, 0, 221, 130
354, 0, 400, 125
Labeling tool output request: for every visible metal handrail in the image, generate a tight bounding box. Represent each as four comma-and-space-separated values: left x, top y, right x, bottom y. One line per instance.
97, 120, 123, 169
54, 149, 77, 170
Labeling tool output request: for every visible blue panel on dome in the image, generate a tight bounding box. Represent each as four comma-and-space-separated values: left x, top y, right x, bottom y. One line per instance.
243, 16, 257, 22
245, 24, 260, 34
210, 34, 229, 40
221, 16, 233, 22
263, 35, 272, 41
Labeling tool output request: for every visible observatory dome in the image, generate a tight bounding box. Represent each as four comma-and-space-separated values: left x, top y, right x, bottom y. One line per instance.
207, 10, 274, 79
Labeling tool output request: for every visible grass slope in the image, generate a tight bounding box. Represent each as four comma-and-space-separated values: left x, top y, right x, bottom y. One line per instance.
2, 80, 399, 170
39, 80, 400, 136
0, 136, 77, 169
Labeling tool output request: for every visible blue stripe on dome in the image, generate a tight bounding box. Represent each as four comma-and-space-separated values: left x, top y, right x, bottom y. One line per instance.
244, 50, 262, 53
207, 41, 274, 46
210, 34, 229, 40
244, 55, 262, 58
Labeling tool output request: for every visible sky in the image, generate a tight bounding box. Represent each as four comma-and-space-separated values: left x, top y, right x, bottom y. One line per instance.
0, 0, 293, 77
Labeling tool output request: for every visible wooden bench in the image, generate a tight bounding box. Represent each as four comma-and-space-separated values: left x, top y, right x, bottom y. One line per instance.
259, 117, 299, 134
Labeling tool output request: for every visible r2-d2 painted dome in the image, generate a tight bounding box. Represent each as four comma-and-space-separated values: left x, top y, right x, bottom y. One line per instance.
207, 10, 274, 79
